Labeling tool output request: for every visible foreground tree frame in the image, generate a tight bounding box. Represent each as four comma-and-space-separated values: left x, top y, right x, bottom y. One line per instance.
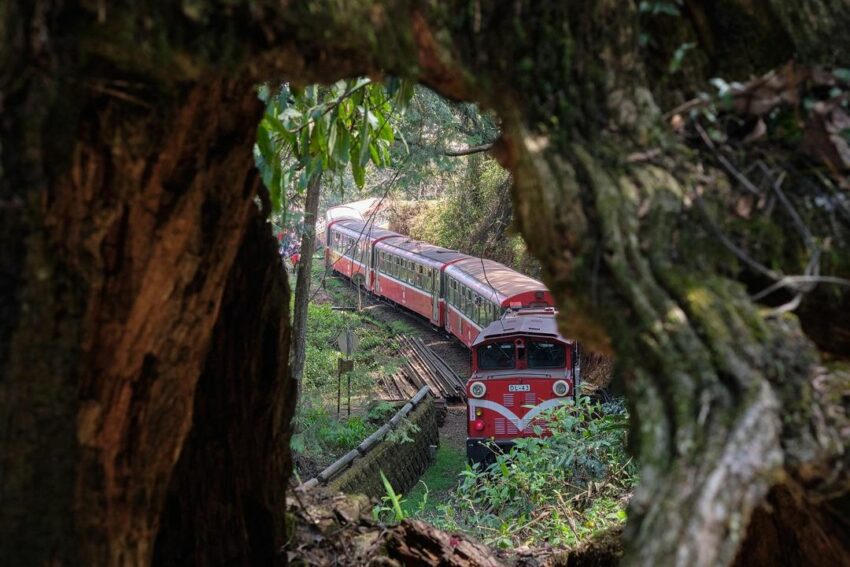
1, 1, 847, 565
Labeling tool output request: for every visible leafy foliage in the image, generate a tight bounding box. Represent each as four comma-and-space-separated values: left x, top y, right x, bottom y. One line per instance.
424, 397, 636, 549
254, 78, 413, 215
374, 471, 407, 523
367, 401, 400, 424
291, 405, 375, 456
293, 264, 420, 472
385, 418, 420, 445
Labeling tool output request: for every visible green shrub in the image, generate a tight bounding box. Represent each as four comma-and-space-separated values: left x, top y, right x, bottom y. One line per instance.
367, 400, 400, 424
426, 397, 636, 549
291, 404, 376, 458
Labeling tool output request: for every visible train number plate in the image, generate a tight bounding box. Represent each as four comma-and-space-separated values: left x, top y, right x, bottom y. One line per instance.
508, 384, 530, 392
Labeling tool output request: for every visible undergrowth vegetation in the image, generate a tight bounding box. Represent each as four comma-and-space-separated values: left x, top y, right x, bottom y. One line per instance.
415, 397, 636, 550
292, 266, 408, 472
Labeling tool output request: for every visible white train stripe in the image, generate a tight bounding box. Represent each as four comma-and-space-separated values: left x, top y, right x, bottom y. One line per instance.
468, 397, 571, 432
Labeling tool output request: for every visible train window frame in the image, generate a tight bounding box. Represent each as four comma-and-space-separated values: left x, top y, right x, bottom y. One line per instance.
526, 341, 567, 369
477, 341, 516, 370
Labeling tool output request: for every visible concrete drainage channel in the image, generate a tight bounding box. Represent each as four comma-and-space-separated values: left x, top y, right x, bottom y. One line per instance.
297, 386, 439, 499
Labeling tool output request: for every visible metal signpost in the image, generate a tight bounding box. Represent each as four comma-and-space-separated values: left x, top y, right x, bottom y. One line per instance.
336, 328, 358, 417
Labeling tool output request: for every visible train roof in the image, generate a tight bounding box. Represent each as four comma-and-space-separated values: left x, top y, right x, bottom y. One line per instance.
473, 308, 569, 346
448, 258, 548, 299
332, 219, 400, 240
325, 198, 386, 221
379, 237, 470, 264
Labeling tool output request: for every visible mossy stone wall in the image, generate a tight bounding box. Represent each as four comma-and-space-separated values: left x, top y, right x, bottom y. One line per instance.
327, 397, 439, 499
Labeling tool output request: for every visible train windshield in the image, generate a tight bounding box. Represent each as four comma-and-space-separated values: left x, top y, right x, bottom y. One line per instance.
527, 341, 566, 368
477, 342, 516, 370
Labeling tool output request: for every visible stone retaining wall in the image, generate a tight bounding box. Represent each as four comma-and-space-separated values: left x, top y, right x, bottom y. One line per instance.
327, 396, 439, 499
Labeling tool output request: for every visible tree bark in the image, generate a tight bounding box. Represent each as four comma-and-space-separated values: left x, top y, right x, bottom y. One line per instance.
153, 211, 293, 565
1, 1, 848, 566
291, 173, 322, 388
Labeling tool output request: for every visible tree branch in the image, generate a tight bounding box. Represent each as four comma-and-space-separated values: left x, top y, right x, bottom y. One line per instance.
443, 142, 494, 157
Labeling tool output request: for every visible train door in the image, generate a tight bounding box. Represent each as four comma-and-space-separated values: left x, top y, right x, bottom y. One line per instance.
430, 267, 439, 322
366, 239, 374, 290
374, 250, 383, 294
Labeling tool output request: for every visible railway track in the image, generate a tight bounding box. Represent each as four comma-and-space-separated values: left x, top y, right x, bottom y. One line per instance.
384, 335, 466, 402
330, 275, 468, 416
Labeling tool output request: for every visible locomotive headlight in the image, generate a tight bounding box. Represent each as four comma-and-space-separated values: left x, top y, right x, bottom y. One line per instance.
469, 381, 487, 398
553, 380, 570, 397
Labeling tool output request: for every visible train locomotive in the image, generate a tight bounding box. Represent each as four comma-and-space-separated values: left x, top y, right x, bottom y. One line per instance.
323, 212, 579, 463
466, 307, 578, 463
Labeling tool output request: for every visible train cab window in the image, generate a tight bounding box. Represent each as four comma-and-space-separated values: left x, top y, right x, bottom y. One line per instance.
477, 342, 516, 370
527, 341, 567, 369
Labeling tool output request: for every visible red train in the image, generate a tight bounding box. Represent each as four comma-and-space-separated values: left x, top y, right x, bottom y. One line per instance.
466, 308, 578, 463
323, 213, 579, 462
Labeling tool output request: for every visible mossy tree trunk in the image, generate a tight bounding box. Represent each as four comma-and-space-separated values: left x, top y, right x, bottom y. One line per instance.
291, 173, 322, 389
1, 1, 847, 566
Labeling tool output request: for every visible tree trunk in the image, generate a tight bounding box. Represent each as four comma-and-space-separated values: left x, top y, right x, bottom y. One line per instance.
1, 2, 847, 566
153, 211, 293, 565
291, 173, 323, 389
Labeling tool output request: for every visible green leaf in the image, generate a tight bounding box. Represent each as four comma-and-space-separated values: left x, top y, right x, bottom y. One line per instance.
297, 168, 309, 193
335, 127, 351, 167
327, 120, 338, 161
380, 471, 406, 522
256, 125, 273, 162
351, 158, 365, 188
358, 110, 371, 166
669, 42, 696, 73
369, 143, 381, 166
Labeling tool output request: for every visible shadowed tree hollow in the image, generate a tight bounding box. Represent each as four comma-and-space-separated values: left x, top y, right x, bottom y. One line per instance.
1, 2, 848, 566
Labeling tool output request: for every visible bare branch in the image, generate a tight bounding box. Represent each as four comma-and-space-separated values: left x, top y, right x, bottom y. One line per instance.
443, 142, 494, 157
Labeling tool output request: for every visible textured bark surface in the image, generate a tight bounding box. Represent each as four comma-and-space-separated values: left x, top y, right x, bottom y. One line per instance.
291, 174, 322, 387
0, 4, 291, 562
1, 1, 848, 566
152, 210, 292, 565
